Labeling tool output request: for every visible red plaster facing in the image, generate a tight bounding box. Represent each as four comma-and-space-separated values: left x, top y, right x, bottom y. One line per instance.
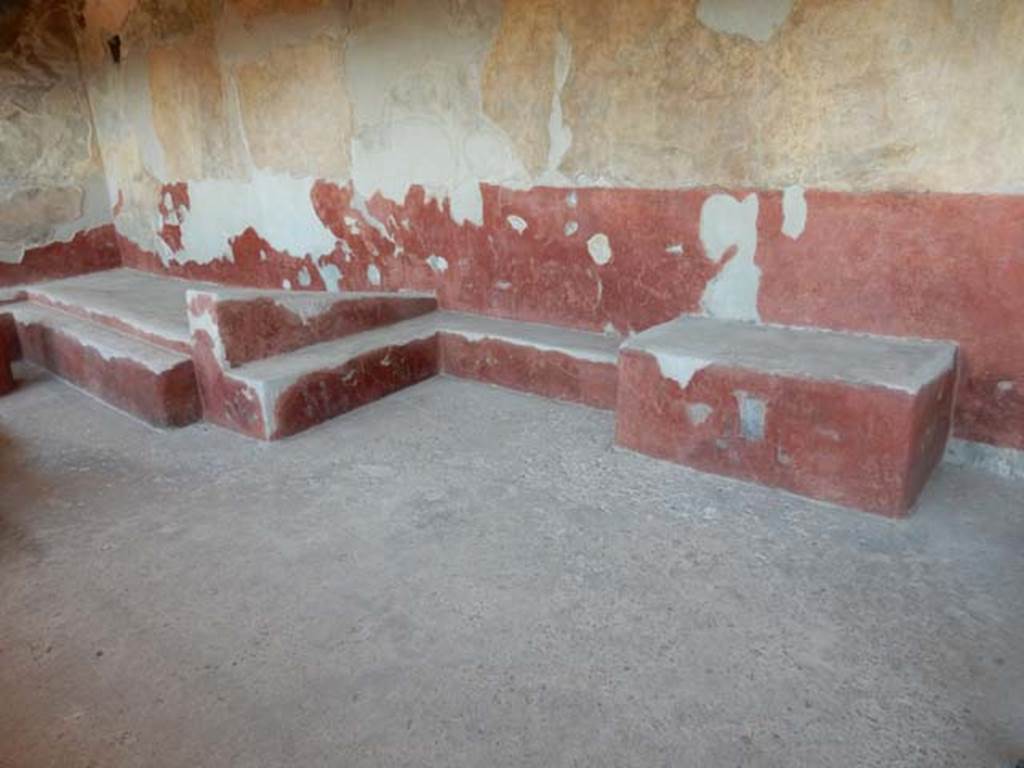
440, 333, 618, 410
614, 350, 956, 517
0, 225, 121, 288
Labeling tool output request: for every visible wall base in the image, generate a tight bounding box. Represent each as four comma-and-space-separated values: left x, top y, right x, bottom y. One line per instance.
943, 438, 1024, 482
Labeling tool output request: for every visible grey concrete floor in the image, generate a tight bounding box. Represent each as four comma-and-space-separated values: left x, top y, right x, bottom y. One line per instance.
1, 362, 1022, 768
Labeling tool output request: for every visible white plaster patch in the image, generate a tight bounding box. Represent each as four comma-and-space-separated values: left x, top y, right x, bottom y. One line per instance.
564, 221, 579, 237
543, 31, 573, 180
297, 266, 312, 288
316, 263, 343, 293
282, 279, 292, 290
651, 353, 710, 389
426, 254, 449, 274
185, 294, 228, 366
699, 193, 761, 321
781, 185, 807, 240
587, 233, 613, 266
507, 215, 528, 234
176, 173, 338, 266
367, 264, 382, 286
566, 191, 578, 208
735, 391, 766, 441
997, 380, 1014, 393
696, 0, 794, 43
665, 244, 685, 255
345, 10, 530, 227
686, 403, 713, 425
495, 281, 512, 290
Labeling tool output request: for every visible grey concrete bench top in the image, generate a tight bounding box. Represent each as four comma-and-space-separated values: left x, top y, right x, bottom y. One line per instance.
9, 303, 191, 373
233, 310, 621, 387
622, 315, 957, 393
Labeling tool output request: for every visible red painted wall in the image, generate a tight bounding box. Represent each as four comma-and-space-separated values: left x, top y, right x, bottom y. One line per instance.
0, 225, 121, 288
117, 182, 1024, 451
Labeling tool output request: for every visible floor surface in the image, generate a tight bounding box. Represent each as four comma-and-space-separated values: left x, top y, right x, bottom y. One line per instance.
1, 363, 1022, 767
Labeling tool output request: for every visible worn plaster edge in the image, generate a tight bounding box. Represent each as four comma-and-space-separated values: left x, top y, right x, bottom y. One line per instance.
943, 438, 1024, 481
440, 328, 616, 365
252, 328, 442, 438
185, 291, 229, 366
636, 344, 954, 395
632, 349, 711, 390
11, 311, 186, 374
26, 288, 189, 348
0, 173, 114, 266
626, 317, 958, 395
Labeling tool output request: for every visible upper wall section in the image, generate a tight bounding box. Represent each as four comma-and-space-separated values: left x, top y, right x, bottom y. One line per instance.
489, 0, 1024, 193
0, 0, 112, 270
77, 0, 1024, 238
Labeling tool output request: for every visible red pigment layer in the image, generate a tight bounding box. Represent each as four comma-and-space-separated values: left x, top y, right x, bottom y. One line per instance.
615, 350, 956, 517
190, 326, 267, 440
0, 225, 120, 288
440, 333, 618, 410
16, 320, 200, 427
117, 182, 1024, 450
272, 336, 439, 440
757, 190, 1024, 451
210, 294, 437, 367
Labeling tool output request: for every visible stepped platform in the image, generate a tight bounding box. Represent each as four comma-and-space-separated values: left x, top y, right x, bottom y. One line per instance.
24, 269, 205, 353
189, 293, 621, 440
186, 286, 437, 367
9, 303, 200, 427
4, 268, 970, 517
615, 315, 959, 516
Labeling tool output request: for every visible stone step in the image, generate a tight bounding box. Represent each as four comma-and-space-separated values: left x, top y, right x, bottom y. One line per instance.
25, 268, 199, 354
194, 314, 440, 440
9, 303, 201, 428
615, 315, 958, 517
186, 286, 437, 367
438, 312, 620, 410
196, 311, 621, 441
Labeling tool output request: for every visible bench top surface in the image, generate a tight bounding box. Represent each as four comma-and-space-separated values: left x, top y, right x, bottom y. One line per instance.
623, 315, 957, 393
10, 303, 190, 372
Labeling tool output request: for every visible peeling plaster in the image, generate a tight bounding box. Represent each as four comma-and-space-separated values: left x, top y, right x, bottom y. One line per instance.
0, 173, 113, 265
651, 353, 710, 390
782, 185, 807, 240
345, 2, 528, 226
564, 221, 579, 237
699, 193, 761, 321
542, 31, 572, 181
587, 233, 612, 266
735, 390, 766, 441
367, 263, 382, 286
686, 402, 713, 425
695, 0, 795, 44
174, 173, 338, 265
507, 214, 528, 234
317, 262, 342, 292
426, 254, 449, 274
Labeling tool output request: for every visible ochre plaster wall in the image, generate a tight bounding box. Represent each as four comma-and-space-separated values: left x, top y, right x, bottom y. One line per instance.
0, 0, 117, 285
